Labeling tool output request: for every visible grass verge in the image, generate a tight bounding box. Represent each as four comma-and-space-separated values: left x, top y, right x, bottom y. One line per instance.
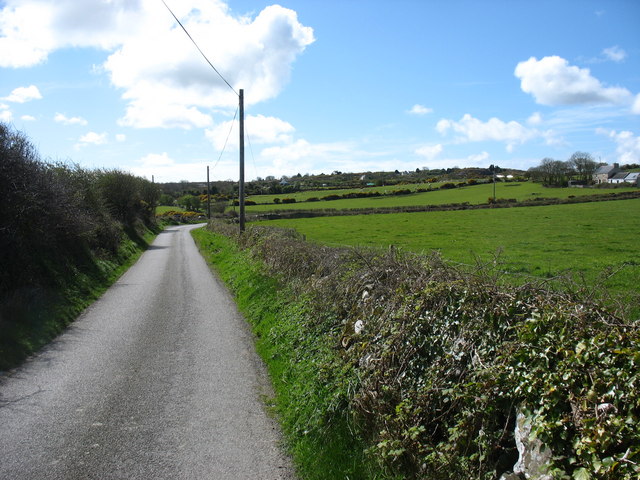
192, 222, 640, 480
191, 226, 383, 480
0, 224, 160, 371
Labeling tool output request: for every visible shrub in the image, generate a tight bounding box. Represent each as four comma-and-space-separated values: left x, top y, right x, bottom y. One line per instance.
440, 182, 456, 189
322, 194, 341, 201
281, 198, 297, 204
203, 222, 640, 480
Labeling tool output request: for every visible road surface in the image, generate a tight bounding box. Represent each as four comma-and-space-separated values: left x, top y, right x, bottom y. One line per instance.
0, 224, 295, 479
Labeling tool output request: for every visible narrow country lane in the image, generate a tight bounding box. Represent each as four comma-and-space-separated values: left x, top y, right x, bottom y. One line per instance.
0, 224, 295, 480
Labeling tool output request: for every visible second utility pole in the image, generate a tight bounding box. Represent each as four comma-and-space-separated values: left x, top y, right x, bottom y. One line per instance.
239, 89, 245, 232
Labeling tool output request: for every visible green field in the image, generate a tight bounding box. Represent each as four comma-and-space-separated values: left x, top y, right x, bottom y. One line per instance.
244, 182, 637, 212
156, 205, 185, 214
265, 198, 640, 299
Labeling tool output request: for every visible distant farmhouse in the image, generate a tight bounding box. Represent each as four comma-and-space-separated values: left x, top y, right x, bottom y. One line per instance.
594, 163, 621, 184
593, 163, 640, 186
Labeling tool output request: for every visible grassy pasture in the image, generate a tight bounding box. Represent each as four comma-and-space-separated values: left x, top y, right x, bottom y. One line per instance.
265, 198, 640, 300
244, 182, 638, 212
156, 205, 185, 214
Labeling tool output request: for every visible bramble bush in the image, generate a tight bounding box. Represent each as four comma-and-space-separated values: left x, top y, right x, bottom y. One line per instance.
205, 221, 639, 479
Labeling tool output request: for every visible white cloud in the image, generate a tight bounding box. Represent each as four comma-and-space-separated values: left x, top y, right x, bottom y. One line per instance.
527, 112, 543, 125
20, 115, 36, 121
130, 152, 236, 182
118, 98, 214, 129
2, 85, 42, 103
76, 131, 108, 149
206, 114, 294, 150
408, 104, 433, 115
0, 1, 314, 129
515, 56, 632, 106
115, 134, 126, 142
105, 2, 314, 128
0, 104, 12, 122
436, 114, 539, 151
54, 112, 88, 126
259, 139, 363, 175
417, 151, 491, 170
633, 94, 640, 115
597, 128, 640, 165
415, 144, 443, 160
602, 46, 626, 63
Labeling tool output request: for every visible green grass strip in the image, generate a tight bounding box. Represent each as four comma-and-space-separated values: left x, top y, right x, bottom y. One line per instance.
192, 227, 385, 480
0, 226, 160, 371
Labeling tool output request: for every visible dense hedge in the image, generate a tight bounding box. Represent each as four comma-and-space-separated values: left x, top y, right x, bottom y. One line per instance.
0, 123, 160, 368
203, 221, 639, 479
0, 123, 159, 292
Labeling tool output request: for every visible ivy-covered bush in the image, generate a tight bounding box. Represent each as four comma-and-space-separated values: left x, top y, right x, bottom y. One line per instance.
207, 221, 639, 479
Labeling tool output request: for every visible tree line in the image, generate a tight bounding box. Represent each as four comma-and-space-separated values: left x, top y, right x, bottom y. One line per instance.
528, 152, 602, 187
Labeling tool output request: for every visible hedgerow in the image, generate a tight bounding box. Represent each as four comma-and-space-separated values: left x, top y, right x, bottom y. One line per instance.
0, 123, 160, 368
202, 221, 639, 479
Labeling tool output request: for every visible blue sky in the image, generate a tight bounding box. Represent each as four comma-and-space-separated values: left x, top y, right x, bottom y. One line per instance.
1, 0, 639, 182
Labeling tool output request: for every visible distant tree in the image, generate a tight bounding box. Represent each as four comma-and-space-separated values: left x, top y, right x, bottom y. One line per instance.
569, 152, 597, 183
178, 194, 201, 211
531, 158, 572, 187
159, 194, 174, 206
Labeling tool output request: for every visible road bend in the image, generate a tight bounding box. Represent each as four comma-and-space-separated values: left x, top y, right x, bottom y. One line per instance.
0, 224, 295, 480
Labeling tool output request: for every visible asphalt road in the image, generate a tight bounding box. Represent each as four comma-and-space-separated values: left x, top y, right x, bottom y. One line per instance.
0, 224, 295, 480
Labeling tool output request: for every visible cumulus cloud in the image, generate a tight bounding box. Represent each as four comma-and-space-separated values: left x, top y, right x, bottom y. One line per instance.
527, 112, 543, 125
76, 131, 108, 149
436, 114, 539, 152
515, 56, 632, 106
0, 104, 12, 122
104, 2, 314, 128
415, 144, 443, 160
417, 151, 491, 170
21, 115, 36, 121
129, 152, 234, 182
54, 113, 88, 126
0, 0, 314, 128
633, 94, 640, 115
597, 128, 640, 164
408, 104, 433, 115
2, 85, 42, 103
206, 114, 294, 150
602, 46, 626, 63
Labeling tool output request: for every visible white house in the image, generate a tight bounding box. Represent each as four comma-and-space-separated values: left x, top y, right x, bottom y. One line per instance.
609, 172, 629, 184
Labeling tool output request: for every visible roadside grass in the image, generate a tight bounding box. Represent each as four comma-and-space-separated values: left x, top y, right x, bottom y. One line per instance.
0, 225, 160, 371
192, 227, 381, 480
193, 223, 640, 479
265, 199, 640, 308
243, 182, 638, 212
156, 205, 184, 214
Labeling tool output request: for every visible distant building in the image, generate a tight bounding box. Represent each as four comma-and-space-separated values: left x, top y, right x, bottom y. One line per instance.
609, 172, 630, 184
625, 172, 640, 185
593, 163, 621, 184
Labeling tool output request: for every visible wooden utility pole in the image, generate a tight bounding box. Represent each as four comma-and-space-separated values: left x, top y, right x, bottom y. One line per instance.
206, 165, 211, 219
239, 88, 245, 232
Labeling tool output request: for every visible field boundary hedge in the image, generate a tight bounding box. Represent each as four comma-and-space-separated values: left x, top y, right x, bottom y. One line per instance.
195, 221, 639, 480
248, 190, 640, 221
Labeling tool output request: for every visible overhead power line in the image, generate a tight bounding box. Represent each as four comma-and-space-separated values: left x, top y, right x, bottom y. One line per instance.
212, 107, 239, 171
160, 0, 238, 96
